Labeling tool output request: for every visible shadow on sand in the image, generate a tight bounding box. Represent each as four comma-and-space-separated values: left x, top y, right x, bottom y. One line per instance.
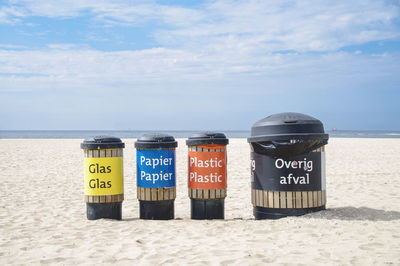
306, 206, 400, 221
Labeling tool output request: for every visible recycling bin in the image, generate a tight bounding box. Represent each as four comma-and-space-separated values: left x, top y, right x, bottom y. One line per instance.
248, 112, 329, 219
81, 136, 125, 220
187, 132, 229, 219
135, 133, 177, 220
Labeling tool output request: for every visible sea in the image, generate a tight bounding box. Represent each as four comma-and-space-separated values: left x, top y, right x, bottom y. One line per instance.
0, 130, 399, 139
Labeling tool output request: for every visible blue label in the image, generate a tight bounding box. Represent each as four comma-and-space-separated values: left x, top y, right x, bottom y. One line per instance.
136, 149, 176, 188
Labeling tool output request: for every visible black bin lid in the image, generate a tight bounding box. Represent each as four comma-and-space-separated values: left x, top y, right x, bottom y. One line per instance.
135, 133, 178, 149
81, 136, 125, 149
186, 132, 229, 146
248, 112, 329, 143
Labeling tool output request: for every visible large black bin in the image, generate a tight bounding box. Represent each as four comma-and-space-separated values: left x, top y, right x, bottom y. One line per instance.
248, 112, 329, 219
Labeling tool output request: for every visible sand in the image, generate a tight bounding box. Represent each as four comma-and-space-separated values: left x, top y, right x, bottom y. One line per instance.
0, 138, 399, 265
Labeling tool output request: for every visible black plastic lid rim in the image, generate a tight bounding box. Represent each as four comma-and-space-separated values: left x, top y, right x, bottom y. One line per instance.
81, 136, 125, 149
248, 133, 329, 143
248, 112, 329, 143
135, 133, 178, 149
186, 132, 229, 146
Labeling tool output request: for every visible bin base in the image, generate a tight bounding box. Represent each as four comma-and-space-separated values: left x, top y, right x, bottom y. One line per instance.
86, 202, 122, 220
191, 198, 224, 220
139, 200, 174, 220
253, 205, 325, 220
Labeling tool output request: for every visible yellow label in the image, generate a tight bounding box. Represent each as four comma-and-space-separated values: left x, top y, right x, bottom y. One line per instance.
84, 157, 123, 196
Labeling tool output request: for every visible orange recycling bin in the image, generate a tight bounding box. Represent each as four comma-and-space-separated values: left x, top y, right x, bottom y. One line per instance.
186, 132, 229, 219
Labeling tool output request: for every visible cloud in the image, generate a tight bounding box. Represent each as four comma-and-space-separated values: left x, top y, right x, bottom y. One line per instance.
3, 0, 205, 26
155, 0, 400, 52
0, 47, 399, 95
0, 1, 399, 94
0, 43, 26, 49
2, 0, 399, 52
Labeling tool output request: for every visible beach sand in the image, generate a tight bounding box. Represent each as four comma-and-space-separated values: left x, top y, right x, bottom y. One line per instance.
0, 138, 399, 265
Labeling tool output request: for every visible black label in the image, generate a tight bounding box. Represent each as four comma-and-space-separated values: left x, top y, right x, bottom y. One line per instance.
251, 152, 322, 191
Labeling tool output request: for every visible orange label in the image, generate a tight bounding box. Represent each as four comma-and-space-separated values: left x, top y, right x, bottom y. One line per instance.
188, 151, 227, 189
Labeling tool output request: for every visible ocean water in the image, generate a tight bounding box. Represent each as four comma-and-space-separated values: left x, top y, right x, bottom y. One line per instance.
0, 130, 399, 139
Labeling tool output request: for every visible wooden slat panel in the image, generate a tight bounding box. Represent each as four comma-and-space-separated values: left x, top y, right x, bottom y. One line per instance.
308, 191, 313, 208
165, 188, 169, 200
151, 188, 157, 201
158, 188, 164, 200
254, 189, 258, 206
216, 189, 221, 198
313, 191, 318, 207
287, 192, 293, 208
170, 187, 175, 200
254, 190, 259, 206
164, 188, 170, 200
203, 189, 209, 199
302, 192, 308, 208
253, 190, 325, 209
307, 191, 312, 207
268, 191, 274, 208
280, 192, 286, 208
258, 190, 264, 207
106, 195, 112, 203
210, 189, 215, 199
145, 188, 150, 201
295, 192, 302, 208
263, 190, 269, 208
273, 191, 279, 208
99, 195, 105, 203
140, 187, 145, 200
317, 190, 322, 206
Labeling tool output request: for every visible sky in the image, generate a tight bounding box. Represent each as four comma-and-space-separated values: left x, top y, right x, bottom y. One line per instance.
0, 0, 399, 131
